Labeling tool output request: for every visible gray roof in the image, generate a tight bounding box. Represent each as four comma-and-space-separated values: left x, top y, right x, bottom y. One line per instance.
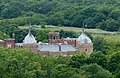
60, 45, 76, 52
38, 44, 77, 52
64, 37, 77, 40
15, 43, 23, 46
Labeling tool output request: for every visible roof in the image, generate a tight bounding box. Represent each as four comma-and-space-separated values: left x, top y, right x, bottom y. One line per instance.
77, 33, 92, 44
64, 37, 77, 40
15, 43, 23, 46
23, 29, 37, 44
38, 44, 77, 52
0, 40, 3, 42
60, 45, 77, 52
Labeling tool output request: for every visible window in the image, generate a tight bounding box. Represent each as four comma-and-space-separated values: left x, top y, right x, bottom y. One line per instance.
7, 44, 11, 48
84, 39, 88, 44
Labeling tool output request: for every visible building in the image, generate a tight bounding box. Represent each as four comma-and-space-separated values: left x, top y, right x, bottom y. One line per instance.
16, 29, 93, 56
0, 33, 15, 48
23, 29, 37, 44
0, 29, 93, 56
48, 30, 93, 54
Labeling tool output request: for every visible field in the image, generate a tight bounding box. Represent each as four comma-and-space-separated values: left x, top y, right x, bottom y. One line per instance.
19, 25, 120, 42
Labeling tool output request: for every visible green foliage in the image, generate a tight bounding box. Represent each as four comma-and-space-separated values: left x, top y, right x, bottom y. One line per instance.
56, 29, 77, 38
89, 52, 107, 68
80, 63, 112, 78
36, 30, 50, 43
1, 0, 120, 31
41, 24, 46, 29
1, 4, 21, 19
108, 52, 120, 73
1, 0, 120, 77
0, 48, 46, 78
93, 37, 109, 54
0, 46, 120, 77
114, 70, 120, 78
69, 53, 89, 68
50, 64, 81, 78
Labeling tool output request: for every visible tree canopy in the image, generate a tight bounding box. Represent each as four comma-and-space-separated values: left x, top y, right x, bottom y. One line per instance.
1, 0, 120, 31
0, 47, 119, 77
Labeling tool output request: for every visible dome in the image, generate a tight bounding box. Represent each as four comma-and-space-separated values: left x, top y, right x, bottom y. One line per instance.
77, 33, 92, 44
23, 30, 37, 44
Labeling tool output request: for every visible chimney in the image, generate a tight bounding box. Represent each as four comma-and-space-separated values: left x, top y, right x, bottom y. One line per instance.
58, 45, 61, 51
4, 33, 6, 39
12, 33, 15, 38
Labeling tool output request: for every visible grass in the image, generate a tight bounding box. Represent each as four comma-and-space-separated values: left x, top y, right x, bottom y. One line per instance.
19, 25, 116, 33
93, 34, 120, 43
19, 25, 120, 42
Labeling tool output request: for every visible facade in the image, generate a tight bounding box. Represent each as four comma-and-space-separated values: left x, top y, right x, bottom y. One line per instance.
16, 29, 93, 56
48, 30, 93, 54
0, 29, 93, 56
0, 33, 15, 48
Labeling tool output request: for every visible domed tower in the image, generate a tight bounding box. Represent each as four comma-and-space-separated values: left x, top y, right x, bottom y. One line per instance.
76, 29, 93, 54
23, 29, 38, 51
23, 29, 37, 44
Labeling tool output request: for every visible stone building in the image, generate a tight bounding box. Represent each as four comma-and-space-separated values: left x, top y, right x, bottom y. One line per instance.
16, 29, 38, 52
15, 29, 93, 56
48, 30, 93, 54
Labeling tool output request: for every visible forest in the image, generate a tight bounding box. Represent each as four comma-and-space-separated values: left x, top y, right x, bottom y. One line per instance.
1, 0, 120, 78
1, 0, 120, 31
0, 39, 120, 78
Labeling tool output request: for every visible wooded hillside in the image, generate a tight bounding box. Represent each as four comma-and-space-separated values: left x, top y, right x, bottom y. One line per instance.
1, 0, 120, 31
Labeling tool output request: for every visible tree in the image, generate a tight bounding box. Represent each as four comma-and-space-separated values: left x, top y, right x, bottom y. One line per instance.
93, 37, 109, 54
36, 30, 50, 43
93, 13, 106, 23
98, 21, 106, 30
71, 14, 85, 27
57, 29, 77, 38
50, 64, 81, 78
98, 6, 112, 16
114, 70, 120, 78
1, 5, 21, 19
47, 12, 65, 26
83, 17, 96, 28
89, 52, 107, 68
108, 9, 120, 20
69, 53, 89, 68
105, 19, 119, 31
80, 63, 112, 78
0, 48, 46, 78
108, 52, 120, 73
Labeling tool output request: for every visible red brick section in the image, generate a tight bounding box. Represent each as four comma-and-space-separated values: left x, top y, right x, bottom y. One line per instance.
48, 32, 93, 54
48, 32, 77, 46
0, 42, 5, 47
65, 40, 76, 47
3, 39, 15, 48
